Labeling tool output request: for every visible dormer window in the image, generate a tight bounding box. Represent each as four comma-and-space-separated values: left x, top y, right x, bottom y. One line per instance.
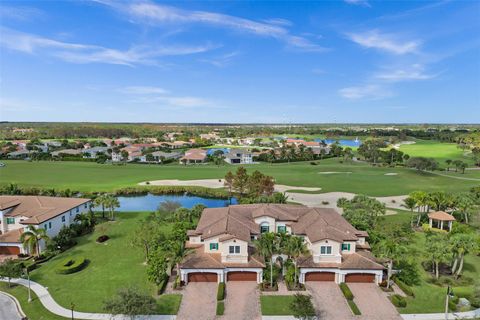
341, 243, 351, 251
209, 243, 218, 251
320, 245, 332, 255
229, 245, 240, 254
277, 226, 286, 233
260, 223, 269, 233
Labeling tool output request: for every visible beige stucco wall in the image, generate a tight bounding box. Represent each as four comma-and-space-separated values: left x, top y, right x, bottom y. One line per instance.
254, 216, 275, 232
309, 239, 342, 263
220, 238, 248, 263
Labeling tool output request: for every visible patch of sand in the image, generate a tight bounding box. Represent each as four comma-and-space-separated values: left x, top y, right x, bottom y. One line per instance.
384, 173, 398, 176
317, 171, 352, 174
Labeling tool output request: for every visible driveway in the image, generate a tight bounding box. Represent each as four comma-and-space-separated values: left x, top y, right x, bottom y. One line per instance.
306, 282, 354, 320
0, 292, 23, 320
177, 282, 217, 320
222, 282, 260, 320
349, 283, 402, 320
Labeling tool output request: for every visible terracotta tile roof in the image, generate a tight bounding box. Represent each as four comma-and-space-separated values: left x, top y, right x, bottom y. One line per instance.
0, 196, 91, 225
181, 149, 207, 161
180, 245, 265, 269
193, 204, 363, 244
428, 211, 456, 221
297, 252, 384, 270
0, 229, 23, 243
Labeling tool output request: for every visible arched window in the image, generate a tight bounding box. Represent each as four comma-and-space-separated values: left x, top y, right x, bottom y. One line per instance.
260, 222, 270, 233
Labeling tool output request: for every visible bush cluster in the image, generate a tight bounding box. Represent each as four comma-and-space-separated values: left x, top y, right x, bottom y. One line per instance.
390, 294, 407, 308
394, 278, 415, 297
96, 235, 109, 243
217, 282, 225, 301
55, 257, 88, 274
115, 186, 230, 199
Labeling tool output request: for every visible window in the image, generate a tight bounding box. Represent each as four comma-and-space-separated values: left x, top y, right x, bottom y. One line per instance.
44, 224, 48, 230
84, 203, 88, 209
277, 226, 286, 233
49, 222, 52, 229
76, 207, 79, 213
320, 246, 332, 255
229, 245, 240, 254
260, 225, 269, 233
6, 217, 15, 224
341, 243, 351, 251
62, 216, 66, 222
209, 243, 218, 251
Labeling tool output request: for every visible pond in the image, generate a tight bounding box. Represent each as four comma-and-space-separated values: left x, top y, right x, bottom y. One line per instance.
315, 139, 362, 147
107, 193, 237, 212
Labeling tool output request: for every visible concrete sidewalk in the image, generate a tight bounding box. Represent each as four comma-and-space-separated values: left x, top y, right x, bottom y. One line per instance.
1, 277, 176, 320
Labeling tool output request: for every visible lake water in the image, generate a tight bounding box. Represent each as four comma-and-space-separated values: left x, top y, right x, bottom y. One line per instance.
315, 139, 362, 147
112, 194, 237, 212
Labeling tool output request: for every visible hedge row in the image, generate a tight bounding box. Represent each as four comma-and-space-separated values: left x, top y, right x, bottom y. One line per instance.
339, 283, 354, 300
390, 294, 407, 308
347, 300, 362, 315
115, 186, 230, 199
216, 301, 225, 316
394, 278, 415, 297
55, 257, 88, 274
217, 282, 225, 301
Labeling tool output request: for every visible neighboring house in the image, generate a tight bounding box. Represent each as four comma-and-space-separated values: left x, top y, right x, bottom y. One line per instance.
200, 133, 220, 141
82, 147, 109, 158
180, 149, 207, 164
224, 149, 254, 164
151, 151, 182, 162
180, 204, 383, 284
0, 196, 91, 255
7, 150, 30, 159
51, 149, 82, 157
111, 151, 123, 162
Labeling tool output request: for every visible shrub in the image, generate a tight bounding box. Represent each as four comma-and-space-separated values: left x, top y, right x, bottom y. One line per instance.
217, 282, 225, 301
348, 300, 361, 315
395, 260, 421, 286
321, 201, 329, 205
339, 283, 354, 300
394, 278, 415, 297
216, 301, 224, 315
157, 276, 168, 294
310, 162, 317, 165
471, 285, 480, 308
55, 257, 88, 274
172, 275, 181, 290
290, 293, 316, 319
96, 235, 109, 243
448, 299, 457, 312
390, 294, 407, 308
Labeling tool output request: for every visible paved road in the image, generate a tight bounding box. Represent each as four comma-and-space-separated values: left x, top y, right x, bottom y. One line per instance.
0, 291, 23, 320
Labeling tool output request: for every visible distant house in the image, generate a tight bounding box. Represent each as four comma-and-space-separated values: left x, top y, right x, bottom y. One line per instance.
0, 195, 91, 255
7, 150, 30, 159
151, 151, 182, 162
83, 147, 109, 158
200, 133, 220, 141
51, 149, 82, 157
180, 149, 207, 164
224, 149, 254, 164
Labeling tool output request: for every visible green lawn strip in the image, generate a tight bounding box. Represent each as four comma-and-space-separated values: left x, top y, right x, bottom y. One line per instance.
260, 295, 295, 315
0, 282, 66, 320
1, 159, 478, 196
379, 216, 480, 314
156, 294, 182, 315
30, 212, 163, 313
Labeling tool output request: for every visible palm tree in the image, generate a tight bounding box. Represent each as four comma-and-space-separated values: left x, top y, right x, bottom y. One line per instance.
20, 227, 50, 257
94, 194, 108, 219
104, 195, 120, 221
455, 193, 475, 224
425, 234, 451, 279
375, 239, 406, 288
255, 233, 278, 288
450, 233, 478, 279
445, 159, 452, 171
285, 236, 309, 288
410, 191, 429, 226
402, 196, 417, 227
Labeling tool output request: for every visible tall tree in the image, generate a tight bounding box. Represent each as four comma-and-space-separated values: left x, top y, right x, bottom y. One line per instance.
285, 236, 309, 288
450, 233, 479, 279
375, 239, 406, 289
425, 234, 451, 279
20, 227, 50, 257
0, 259, 23, 287
104, 195, 120, 221
103, 287, 157, 320
255, 233, 278, 288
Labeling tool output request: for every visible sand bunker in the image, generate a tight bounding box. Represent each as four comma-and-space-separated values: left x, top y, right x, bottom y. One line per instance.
318, 171, 352, 174
384, 173, 398, 176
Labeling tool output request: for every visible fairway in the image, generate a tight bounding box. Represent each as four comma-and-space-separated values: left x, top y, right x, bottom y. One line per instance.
1, 159, 478, 196
398, 139, 473, 165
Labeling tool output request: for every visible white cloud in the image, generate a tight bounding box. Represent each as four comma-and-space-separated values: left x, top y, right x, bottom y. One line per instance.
347, 29, 420, 54
199, 51, 241, 67
96, 0, 326, 52
120, 86, 169, 95
375, 64, 437, 81
344, 0, 371, 7
0, 27, 215, 66
339, 84, 392, 100
0, 5, 45, 21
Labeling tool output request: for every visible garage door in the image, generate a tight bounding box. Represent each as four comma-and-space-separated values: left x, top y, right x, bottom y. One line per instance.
345, 273, 375, 283
0, 246, 20, 255
227, 272, 257, 281
305, 272, 335, 281
188, 273, 218, 282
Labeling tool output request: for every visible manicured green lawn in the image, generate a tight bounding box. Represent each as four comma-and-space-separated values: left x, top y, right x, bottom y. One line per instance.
0, 282, 65, 320
260, 295, 295, 315
398, 140, 473, 166
380, 214, 480, 314
29, 212, 173, 313
156, 294, 182, 315
1, 159, 478, 196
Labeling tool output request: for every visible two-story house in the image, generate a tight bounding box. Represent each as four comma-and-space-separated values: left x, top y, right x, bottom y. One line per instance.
0, 196, 91, 255
180, 204, 383, 284
224, 149, 254, 165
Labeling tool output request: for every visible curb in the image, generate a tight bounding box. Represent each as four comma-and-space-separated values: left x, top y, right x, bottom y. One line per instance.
0, 290, 27, 318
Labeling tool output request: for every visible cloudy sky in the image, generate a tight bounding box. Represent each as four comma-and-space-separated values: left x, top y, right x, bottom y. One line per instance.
0, 0, 479, 123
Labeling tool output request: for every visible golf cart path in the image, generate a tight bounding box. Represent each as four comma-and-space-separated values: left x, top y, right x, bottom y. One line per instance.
139, 179, 407, 210
0, 278, 175, 320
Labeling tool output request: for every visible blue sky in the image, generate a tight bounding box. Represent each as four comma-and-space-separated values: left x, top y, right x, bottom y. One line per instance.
0, 0, 479, 123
